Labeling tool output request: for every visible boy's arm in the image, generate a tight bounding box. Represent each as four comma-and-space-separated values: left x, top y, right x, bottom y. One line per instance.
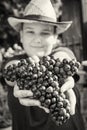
53, 47, 76, 61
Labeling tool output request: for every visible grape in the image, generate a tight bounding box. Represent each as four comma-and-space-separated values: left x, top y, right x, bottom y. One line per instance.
46, 93, 52, 99
45, 99, 51, 106
2, 56, 80, 126
46, 86, 54, 93
34, 90, 41, 99
63, 58, 69, 64
64, 64, 71, 72
53, 90, 59, 97
39, 86, 46, 91
51, 97, 56, 104
54, 66, 60, 74
40, 65, 46, 72
39, 96, 45, 102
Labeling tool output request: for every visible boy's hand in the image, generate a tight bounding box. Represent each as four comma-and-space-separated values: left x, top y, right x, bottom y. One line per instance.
66, 89, 76, 115
14, 82, 76, 115
60, 76, 76, 115
60, 76, 74, 93
14, 84, 49, 113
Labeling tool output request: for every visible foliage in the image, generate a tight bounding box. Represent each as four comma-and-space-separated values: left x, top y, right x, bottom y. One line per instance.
0, 83, 12, 128
0, 0, 30, 48
0, 43, 25, 128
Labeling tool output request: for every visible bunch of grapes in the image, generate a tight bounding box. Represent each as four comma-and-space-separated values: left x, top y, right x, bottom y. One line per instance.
3, 56, 80, 125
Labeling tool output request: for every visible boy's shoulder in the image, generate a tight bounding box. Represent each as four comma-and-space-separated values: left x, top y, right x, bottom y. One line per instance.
52, 46, 76, 60
52, 46, 74, 55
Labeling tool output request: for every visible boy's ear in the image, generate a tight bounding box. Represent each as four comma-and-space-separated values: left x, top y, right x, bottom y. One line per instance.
20, 30, 23, 43
54, 34, 58, 45
55, 34, 58, 39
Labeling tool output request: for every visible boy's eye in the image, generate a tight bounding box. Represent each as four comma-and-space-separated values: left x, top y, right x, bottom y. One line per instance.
41, 32, 50, 36
27, 31, 34, 34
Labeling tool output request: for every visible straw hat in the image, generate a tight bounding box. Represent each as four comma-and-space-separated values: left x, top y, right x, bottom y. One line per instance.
8, 0, 72, 34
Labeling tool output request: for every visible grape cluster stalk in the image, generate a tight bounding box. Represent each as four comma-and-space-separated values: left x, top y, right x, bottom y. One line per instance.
3, 56, 80, 125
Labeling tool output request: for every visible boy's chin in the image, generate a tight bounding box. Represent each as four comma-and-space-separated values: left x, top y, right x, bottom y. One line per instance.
36, 51, 51, 57
27, 51, 51, 57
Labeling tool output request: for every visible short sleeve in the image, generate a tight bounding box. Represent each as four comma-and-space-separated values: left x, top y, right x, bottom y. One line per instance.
52, 47, 76, 60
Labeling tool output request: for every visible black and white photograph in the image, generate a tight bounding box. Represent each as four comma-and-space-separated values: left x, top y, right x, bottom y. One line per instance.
0, 0, 87, 130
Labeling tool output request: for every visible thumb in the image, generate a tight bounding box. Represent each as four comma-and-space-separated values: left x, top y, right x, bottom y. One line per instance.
60, 77, 74, 93
67, 89, 76, 115
39, 106, 49, 113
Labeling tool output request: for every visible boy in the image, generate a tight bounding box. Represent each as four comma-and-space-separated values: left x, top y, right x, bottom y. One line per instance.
4, 0, 85, 130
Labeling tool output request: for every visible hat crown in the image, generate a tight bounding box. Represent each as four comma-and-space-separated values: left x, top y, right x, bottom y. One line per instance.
24, 0, 57, 22
8, 0, 72, 34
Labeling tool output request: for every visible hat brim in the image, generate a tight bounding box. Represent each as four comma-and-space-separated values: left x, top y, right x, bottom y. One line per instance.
8, 17, 72, 34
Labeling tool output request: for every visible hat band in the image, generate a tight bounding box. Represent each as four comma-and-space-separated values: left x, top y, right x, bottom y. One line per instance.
18, 15, 56, 23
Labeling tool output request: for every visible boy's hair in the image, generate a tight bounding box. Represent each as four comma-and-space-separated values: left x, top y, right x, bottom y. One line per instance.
20, 23, 57, 35
54, 26, 57, 34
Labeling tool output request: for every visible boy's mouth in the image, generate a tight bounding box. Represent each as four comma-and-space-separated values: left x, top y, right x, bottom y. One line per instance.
30, 45, 44, 49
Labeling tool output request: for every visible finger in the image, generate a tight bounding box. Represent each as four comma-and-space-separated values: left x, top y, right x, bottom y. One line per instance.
14, 84, 33, 98
19, 98, 40, 106
39, 106, 49, 113
66, 89, 76, 115
60, 76, 74, 93
19, 97, 49, 113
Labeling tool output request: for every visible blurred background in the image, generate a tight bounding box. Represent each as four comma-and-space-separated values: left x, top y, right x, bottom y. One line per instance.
0, 0, 87, 130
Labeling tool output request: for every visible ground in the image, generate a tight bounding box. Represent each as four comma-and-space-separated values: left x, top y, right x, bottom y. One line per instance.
0, 126, 12, 130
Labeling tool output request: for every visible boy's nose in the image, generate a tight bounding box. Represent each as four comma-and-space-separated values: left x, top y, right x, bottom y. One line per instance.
34, 35, 41, 44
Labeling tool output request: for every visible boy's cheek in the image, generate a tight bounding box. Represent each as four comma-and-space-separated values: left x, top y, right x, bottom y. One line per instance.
44, 45, 53, 56
46, 36, 57, 46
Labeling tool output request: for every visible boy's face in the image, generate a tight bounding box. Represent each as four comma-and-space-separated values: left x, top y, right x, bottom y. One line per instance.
20, 22, 57, 57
